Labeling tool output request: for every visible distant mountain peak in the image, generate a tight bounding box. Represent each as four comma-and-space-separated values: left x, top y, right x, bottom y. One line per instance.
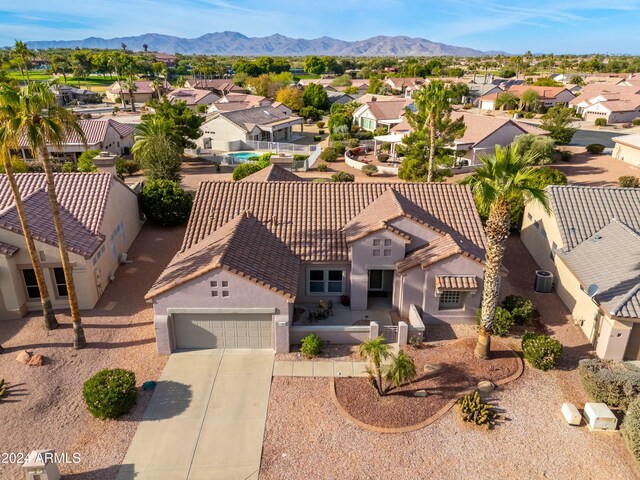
25, 32, 502, 57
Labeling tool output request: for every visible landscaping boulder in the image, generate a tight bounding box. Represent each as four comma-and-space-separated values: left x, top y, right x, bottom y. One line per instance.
28, 354, 44, 367
413, 389, 428, 397
477, 380, 496, 393
423, 363, 443, 374
16, 350, 31, 365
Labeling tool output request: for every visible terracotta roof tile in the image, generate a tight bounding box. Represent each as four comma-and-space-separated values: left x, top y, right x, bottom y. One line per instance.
396, 235, 465, 273
365, 99, 413, 121
0, 240, 19, 256
17, 119, 133, 148
146, 212, 300, 299
240, 165, 303, 182
435, 275, 478, 291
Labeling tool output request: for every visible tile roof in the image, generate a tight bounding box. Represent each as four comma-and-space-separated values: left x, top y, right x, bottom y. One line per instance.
107, 79, 172, 95
0, 240, 19, 256
435, 275, 478, 291
217, 106, 294, 132
0, 173, 113, 257
17, 119, 133, 148
146, 212, 300, 300
385, 77, 426, 89
559, 220, 640, 318
182, 182, 486, 264
395, 235, 469, 273
187, 78, 246, 93
167, 88, 217, 105
240, 165, 303, 182
364, 99, 413, 121
547, 185, 640, 252
506, 85, 574, 100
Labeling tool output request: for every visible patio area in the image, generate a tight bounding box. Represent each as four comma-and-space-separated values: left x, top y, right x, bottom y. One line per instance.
292, 300, 393, 327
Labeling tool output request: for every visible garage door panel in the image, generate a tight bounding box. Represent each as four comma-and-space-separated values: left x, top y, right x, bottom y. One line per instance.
174, 313, 273, 350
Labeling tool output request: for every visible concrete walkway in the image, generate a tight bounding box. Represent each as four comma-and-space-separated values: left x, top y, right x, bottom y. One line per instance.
117, 349, 274, 480
273, 360, 368, 377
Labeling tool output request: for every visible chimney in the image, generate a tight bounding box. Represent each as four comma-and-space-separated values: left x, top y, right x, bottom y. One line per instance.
92, 151, 119, 177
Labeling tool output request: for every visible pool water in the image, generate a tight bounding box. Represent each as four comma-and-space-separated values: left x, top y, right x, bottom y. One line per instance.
228, 152, 263, 163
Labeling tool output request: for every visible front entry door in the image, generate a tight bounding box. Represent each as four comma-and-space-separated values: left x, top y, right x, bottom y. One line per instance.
369, 270, 384, 290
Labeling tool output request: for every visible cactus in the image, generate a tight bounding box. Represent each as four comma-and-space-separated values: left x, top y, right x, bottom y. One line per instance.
458, 391, 502, 429
0, 379, 6, 399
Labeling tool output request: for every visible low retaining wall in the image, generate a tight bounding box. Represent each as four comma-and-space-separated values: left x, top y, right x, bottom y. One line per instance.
408, 304, 426, 340
344, 152, 399, 175
290, 325, 371, 344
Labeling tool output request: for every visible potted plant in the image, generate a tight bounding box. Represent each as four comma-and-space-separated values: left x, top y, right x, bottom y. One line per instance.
340, 295, 350, 306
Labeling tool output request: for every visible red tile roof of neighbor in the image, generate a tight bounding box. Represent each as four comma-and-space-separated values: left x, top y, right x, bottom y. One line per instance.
167, 88, 216, 105
435, 275, 478, 291
506, 85, 573, 100
147, 182, 486, 299
17, 119, 133, 148
452, 112, 547, 145
107, 79, 172, 95
364, 99, 413, 120
0, 173, 113, 257
240, 165, 304, 182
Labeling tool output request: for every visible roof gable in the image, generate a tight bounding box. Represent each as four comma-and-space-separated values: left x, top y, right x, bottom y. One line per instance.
240, 165, 303, 182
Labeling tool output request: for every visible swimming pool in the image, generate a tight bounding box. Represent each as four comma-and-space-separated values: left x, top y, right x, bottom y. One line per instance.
227, 152, 263, 163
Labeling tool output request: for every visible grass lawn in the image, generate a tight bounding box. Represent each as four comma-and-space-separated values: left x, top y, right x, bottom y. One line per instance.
7, 70, 116, 91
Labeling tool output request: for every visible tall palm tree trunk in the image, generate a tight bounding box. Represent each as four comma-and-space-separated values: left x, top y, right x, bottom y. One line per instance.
40, 144, 86, 349
475, 197, 510, 359
129, 89, 136, 113
3, 150, 58, 330
427, 112, 436, 182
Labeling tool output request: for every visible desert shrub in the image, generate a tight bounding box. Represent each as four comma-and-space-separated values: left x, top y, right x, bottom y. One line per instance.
332, 141, 346, 155
513, 134, 556, 165
232, 163, 263, 181
293, 154, 309, 162
619, 176, 640, 188
380, 142, 391, 152
331, 171, 354, 182
578, 358, 640, 410
313, 178, 329, 183
378, 153, 390, 162
594, 118, 607, 127
141, 179, 193, 226
522, 332, 562, 371
558, 150, 573, 162
300, 333, 323, 357
195, 104, 207, 113
82, 113, 92, 119
462, 103, 472, 110
622, 396, 640, 466
320, 147, 339, 162
61, 162, 77, 173
26, 161, 45, 173
373, 126, 388, 136
633, 118, 640, 126
77, 149, 100, 172
501, 295, 535, 325
524, 112, 536, 119
318, 129, 325, 134
317, 163, 328, 172
361, 164, 378, 177
346, 138, 360, 149
313, 135, 322, 142
83, 369, 137, 419
0, 157, 29, 174
354, 130, 374, 140
476, 307, 514, 337
458, 391, 501, 429
586, 143, 606, 154
300, 106, 322, 121
316, 121, 325, 129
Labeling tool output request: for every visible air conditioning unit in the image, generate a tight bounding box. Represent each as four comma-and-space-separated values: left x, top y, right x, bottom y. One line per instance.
119, 253, 128, 264
534, 270, 554, 293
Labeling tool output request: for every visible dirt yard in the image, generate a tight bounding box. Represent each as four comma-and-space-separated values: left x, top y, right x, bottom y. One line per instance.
0, 224, 184, 479
260, 235, 640, 480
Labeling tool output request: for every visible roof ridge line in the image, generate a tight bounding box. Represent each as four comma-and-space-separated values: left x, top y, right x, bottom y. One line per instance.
611, 283, 640, 316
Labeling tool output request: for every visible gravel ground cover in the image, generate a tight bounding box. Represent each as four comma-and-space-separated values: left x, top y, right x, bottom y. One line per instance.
276, 344, 359, 362
0, 224, 184, 480
333, 338, 520, 429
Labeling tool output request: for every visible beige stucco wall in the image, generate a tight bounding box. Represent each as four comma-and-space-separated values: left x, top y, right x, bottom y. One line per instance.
613, 143, 640, 167
197, 116, 248, 150
295, 263, 351, 305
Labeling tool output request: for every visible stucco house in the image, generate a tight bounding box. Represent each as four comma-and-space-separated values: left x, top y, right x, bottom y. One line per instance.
166, 88, 220, 110
207, 93, 273, 114
186, 78, 247, 96
196, 106, 304, 151
146, 182, 487, 354
0, 172, 144, 319
16, 119, 134, 161
383, 77, 427, 97
482, 86, 575, 110
522, 185, 640, 361
105, 79, 172, 105
612, 134, 640, 167
353, 99, 414, 132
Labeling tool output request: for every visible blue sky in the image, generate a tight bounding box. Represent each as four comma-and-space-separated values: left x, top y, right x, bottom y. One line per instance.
1, 0, 640, 54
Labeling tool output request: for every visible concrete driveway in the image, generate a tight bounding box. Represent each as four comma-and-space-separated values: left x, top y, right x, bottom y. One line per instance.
117, 349, 274, 480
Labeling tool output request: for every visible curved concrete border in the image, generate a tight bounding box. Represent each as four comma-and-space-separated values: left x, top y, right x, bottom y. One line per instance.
330, 339, 525, 434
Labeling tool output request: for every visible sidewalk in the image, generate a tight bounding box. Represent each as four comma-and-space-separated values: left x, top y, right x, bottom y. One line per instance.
273, 360, 368, 378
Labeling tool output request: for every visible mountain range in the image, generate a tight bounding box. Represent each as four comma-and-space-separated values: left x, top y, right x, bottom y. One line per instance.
26, 32, 502, 57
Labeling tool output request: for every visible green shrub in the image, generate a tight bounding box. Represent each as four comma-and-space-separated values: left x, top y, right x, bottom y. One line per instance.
501, 295, 535, 325
300, 106, 322, 121
524, 112, 535, 119
558, 150, 573, 162
330, 133, 349, 141
313, 135, 321, 142
141, 179, 193, 226
346, 138, 360, 149
83, 369, 137, 419
619, 176, 640, 188
586, 143, 606, 154
318, 129, 325, 135
578, 358, 640, 410
522, 332, 562, 371
316, 121, 325, 129
300, 333, 323, 357
458, 391, 501, 429
380, 142, 391, 152
632, 118, 640, 126
313, 178, 328, 183
293, 154, 309, 162
317, 163, 328, 172
320, 147, 339, 162
378, 153, 389, 162
462, 103, 472, 110
594, 118, 607, 127
476, 307, 514, 337
77, 149, 100, 172
622, 396, 640, 466
361, 164, 378, 177
232, 163, 263, 181
331, 171, 355, 182
195, 104, 207, 113
373, 126, 388, 136
513, 134, 556, 165
354, 130, 374, 140
82, 113, 93, 119
61, 162, 77, 173
332, 142, 346, 155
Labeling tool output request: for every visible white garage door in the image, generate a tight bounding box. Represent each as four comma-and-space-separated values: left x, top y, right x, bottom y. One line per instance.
173, 313, 273, 350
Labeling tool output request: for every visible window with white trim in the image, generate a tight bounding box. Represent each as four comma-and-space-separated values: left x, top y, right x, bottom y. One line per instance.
438, 291, 464, 310
53, 267, 68, 297
307, 268, 345, 294
22, 269, 40, 299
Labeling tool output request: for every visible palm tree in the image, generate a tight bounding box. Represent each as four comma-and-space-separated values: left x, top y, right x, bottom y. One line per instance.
359, 336, 391, 396
460, 145, 548, 359
13, 41, 33, 83
3, 83, 88, 349
151, 78, 164, 100
123, 77, 138, 113
0, 110, 59, 330
385, 349, 416, 389
108, 53, 127, 110
133, 116, 183, 182
142, 43, 149, 53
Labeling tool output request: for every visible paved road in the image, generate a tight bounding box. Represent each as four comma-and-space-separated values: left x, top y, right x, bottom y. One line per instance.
568, 129, 618, 148
117, 349, 274, 480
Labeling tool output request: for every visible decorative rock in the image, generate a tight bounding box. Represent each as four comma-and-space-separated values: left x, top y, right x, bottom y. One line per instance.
423, 363, 443, 374
413, 390, 428, 397
28, 354, 44, 367
16, 350, 31, 365
477, 380, 495, 393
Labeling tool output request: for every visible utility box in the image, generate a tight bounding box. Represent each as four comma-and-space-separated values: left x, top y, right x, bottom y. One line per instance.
584, 403, 618, 432
561, 403, 582, 426
22, 449, 61, 480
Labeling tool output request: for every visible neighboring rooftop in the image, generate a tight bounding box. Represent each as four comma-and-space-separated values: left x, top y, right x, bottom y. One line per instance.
240, 164, 303, 182
216, 106, 295, 131
17, 119, 134, 148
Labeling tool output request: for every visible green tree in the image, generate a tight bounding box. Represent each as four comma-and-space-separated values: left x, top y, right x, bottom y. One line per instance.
275, 86, 304, 111
513, 134, 557, 164
494, 92, 519, 110
141, 180, 192, 226
303, 56, 325, 75
143, 98, 204, 149
519, 89, 540, 112
331, 74, 352, 87
2, 82, 88, 348
302, 83, 329, 110
540, 105, 578, 144
50, 54, 70, 83
460, 145, 548, 359
12, 40, 33, 82
367, 75, 383, 94
77, 149, 100, 172
385, 349, 417, 389
359, 336, 392, 396
133, 117, 183, 182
